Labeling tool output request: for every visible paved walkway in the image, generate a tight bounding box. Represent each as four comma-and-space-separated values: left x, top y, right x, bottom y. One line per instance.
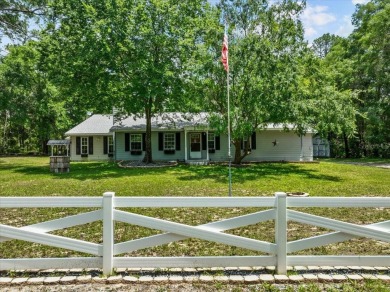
1, 266, 389, 290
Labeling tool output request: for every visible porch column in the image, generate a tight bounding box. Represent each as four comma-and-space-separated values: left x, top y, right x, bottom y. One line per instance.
300, 135, 303, 161
206, 130, 209, 161
184, 129, 188, 162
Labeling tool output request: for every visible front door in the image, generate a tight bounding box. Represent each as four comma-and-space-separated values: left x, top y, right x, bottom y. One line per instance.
190, 133, 201, 159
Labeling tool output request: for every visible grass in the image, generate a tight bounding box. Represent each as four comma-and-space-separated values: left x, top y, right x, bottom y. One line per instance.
154, 281, 390, 291
1, 157, 389, 197
0, 156, 389, 259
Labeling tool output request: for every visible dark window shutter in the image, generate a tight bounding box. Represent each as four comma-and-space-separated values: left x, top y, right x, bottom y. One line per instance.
176, 132, 181, 150
215, 135, 220, 150
76, 137, 81, 155
158, 132, 164, 151
125, 133, 130, 151
88, 136, 94, 154
202, 132, 207, 150
240, 139, 244, 150
142, 133, 146, 151
251, 132, 256, 149
103, 136, 108, 154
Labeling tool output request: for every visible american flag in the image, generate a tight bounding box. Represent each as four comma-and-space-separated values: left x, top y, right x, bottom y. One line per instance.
221, 31, 229, 72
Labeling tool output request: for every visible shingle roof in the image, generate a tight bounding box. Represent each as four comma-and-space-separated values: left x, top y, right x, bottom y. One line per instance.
65, 114, 113, 135
111, 112, 209, 131
65, 113, 314, 135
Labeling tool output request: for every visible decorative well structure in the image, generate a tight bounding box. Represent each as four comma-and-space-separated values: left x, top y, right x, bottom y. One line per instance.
47, 140, 70, 173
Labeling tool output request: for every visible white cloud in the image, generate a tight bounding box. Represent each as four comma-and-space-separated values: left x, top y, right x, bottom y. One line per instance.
352, 0, 369, 4
302, 5, 337, 26
305, 27, 317, 39
336, 15, 355, 37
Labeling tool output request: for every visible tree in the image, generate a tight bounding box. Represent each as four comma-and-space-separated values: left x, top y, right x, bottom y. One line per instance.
351, 0, 390, 157
0, 41, 67, 153
199, 0, 306, 164
321, 0, 390, 158
41, 0, 211, 163
0, 0, 45, 42
311, 33, 342, 58
294, 51, 357, 150
196, 0, 357, 164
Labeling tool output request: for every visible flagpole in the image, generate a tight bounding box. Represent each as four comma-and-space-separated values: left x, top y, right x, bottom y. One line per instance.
227, 60, 232, 197
222, 22, 232, 196
223, 23, 232, 197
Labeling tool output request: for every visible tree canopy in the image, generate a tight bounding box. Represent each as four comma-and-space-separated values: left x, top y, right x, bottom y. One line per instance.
196, 0, 356, 163
39, 0, 211, 162
321, 0, 389, 157
0, 0, 388, 160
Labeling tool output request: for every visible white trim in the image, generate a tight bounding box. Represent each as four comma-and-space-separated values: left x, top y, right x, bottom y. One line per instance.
81, 137, 88, 155
104, 136, 114, 155
163, 133, 175, 150
184, 129, 188, 161
130, 133, 142, 151
189, 133, 202, 159
206, 131, 209, 161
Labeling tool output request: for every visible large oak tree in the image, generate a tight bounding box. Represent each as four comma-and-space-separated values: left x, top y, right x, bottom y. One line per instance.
41, 0, 211, 163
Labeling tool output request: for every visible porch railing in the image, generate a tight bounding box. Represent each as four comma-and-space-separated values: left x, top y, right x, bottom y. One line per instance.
1, 193, 389, 275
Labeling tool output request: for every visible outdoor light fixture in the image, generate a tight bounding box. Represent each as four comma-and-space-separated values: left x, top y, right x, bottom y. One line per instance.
272, 139, 278, 146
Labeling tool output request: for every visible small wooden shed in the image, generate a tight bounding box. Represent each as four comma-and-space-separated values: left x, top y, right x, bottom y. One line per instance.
47, 140, 70, 173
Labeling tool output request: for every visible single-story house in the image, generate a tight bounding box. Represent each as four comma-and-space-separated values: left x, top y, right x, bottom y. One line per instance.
65, 113, 314, 162
65, 114, 114, 161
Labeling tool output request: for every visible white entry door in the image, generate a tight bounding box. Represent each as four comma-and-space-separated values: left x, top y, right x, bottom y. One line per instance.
190, 133, 201, 159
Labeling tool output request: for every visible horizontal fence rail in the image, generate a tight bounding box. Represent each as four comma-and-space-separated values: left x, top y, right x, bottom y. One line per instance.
0, 192, 389, 275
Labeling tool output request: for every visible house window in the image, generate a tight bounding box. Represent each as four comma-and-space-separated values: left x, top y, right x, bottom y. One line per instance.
108, 136, 114, 154
243, 137, 251, 151
164, 133, 175, 150
81, 137, 88, 155
208, 133, 215, 150
130, 134, 142, 151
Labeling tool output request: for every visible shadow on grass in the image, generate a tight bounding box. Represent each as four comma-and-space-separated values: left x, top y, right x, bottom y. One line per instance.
177, 163, 342, 184
2, 160, 341, 183
3, 161, 174, 180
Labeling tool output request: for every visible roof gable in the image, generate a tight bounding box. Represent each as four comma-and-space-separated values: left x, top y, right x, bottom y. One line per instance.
65, 114, 113, 135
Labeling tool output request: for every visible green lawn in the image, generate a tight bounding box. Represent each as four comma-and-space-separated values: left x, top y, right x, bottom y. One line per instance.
1, 156, 389, 197
0, 157, 389, 259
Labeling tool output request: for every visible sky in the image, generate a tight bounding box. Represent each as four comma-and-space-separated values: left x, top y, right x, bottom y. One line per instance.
302, 0, 369, 43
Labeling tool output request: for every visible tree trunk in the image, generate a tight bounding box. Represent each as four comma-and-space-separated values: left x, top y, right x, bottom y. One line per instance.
2, 111, 8, 153
233, 136, 252, 164
233, 140, 242, 164
343, 132, 350, 158
357, 118, 367, 157
143, 106, 153, 164
41, 139, 49, 155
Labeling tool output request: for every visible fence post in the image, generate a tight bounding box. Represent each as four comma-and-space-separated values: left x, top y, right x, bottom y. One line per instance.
275, 192, 287, 274
103, 191, 115, 275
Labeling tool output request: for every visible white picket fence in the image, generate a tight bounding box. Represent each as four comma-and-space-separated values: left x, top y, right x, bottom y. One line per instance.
1, 192, 389, 275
